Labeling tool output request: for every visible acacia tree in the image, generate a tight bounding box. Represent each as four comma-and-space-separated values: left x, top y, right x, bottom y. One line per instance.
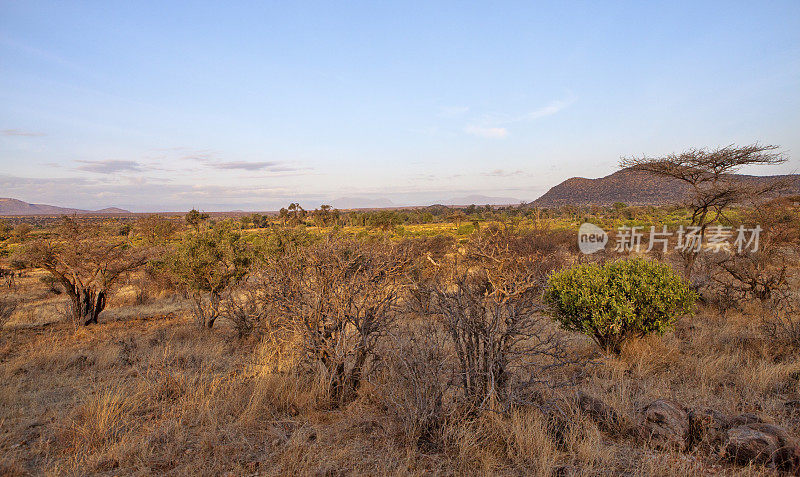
286, 203, 305, 225
19, 217, 147, 325
11, 223, 32, 243
169, 222, 252, 328
620, 143, 787, 275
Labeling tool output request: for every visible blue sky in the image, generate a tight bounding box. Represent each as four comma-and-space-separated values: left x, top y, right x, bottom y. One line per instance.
1, 1, 798, 211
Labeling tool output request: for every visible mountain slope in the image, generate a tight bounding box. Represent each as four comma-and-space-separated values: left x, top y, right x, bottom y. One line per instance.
0, 198, 131, 216
533, 169, 800, 207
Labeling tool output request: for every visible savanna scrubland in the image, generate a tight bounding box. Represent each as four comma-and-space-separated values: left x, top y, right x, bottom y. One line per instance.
1, 147, 799, 476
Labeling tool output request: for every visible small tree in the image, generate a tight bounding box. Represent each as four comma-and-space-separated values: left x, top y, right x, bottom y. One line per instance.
185, 209, 210, 232
134, 214, 176, 245
368, 210, 400, 232
19, 217, 147, 325
545, 258, 695, 354
169, 223, 251, 328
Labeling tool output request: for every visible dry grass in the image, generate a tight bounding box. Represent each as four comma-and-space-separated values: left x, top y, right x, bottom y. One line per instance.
0, 269, 798, 476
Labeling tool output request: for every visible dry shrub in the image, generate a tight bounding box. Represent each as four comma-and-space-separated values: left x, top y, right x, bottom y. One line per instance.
378, 320, 453, 448
703, 249, 792, 308
409, 224, 578, 409
697, 199, 799, 311
221, 275, 274, 339
761, 300, 800, 357
260, 235, 411, 406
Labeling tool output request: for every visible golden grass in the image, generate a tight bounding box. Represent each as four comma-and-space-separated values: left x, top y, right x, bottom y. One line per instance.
0, 273, 798, 475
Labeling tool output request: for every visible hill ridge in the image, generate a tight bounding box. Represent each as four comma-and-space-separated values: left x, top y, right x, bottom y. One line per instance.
0, 198, 131, 216
532, 169, 800, 207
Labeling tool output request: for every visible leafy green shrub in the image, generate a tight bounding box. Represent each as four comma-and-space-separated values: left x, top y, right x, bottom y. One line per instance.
544, 258, 695, 354
169, 223, 252, 328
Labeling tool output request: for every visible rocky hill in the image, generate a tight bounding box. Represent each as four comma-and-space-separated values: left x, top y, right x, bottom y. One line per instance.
533, 169, 800, 207
0, 198, 131, 216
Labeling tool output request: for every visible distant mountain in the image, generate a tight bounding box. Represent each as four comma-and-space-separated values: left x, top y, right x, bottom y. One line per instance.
442, 194, 523, 206
533, 169, 800, 207
0, 198, 131, 216
330, 197, 395, 209
94, 207, 131, 214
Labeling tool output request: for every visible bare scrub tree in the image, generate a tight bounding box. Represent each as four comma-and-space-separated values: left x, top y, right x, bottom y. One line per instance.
263, 236, 411, 405
409, 225, 577, 410
19, 217, 147, 325
220, 269, 293, 339
380, 320, 453, 447
620, 143, 787, 275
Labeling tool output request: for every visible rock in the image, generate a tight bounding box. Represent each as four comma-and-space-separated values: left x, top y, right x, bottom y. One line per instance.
688, 408, 729, 449
689, 410, 765, 447
638, 399, 690, 449
725, 413, 766, 427
576, 391, 629, 434
722, 423, 800, 472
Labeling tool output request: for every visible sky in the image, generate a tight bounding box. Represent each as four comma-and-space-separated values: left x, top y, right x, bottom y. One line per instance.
1, 1, 799, 212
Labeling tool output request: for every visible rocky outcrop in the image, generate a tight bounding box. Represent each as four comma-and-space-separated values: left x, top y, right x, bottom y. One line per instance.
723, 423, 800, 472
638, 399, 690, 449
575, 394, 800, 473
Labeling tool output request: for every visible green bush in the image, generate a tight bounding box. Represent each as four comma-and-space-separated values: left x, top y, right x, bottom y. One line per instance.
169, 223, 252, 328
544, 258, 695, 354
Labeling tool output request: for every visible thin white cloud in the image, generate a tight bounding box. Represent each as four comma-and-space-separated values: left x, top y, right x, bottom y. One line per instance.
76, 160, 143, 174
2, 129, 46, 137
520, 97, 576, 121
459, 95, 576, 139
214, 161, 283, 171
465, 126, 509, 138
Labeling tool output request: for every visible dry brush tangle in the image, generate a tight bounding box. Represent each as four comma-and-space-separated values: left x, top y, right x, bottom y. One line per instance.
409, 224, 582, 410
259, 235, 413, 406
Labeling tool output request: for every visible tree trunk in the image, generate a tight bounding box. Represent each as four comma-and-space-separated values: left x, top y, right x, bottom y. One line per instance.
73, 287, 106, 325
